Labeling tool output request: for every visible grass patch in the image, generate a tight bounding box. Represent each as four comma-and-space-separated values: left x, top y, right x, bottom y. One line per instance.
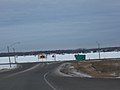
73, 60, 120, 78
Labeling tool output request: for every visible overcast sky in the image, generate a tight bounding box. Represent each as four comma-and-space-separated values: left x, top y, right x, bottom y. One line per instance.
0, 0, 120, 52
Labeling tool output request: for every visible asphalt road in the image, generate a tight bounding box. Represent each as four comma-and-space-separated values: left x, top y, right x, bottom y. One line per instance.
0, 62, 120, 90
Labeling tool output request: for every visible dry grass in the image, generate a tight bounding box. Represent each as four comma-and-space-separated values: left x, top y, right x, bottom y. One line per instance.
73, 60, 120, 78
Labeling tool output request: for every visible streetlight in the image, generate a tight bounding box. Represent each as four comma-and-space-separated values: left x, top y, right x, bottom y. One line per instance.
13, 48, 17, 63
11, 42, 20, 63
7, 42, 20, 67
96, 41, 101, 59
7, 46, 11, 67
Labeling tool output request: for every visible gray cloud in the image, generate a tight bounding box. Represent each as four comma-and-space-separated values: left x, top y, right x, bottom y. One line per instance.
0, 0, 120, 51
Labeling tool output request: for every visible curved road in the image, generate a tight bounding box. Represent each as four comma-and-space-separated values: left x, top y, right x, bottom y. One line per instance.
0, 62, 120, 90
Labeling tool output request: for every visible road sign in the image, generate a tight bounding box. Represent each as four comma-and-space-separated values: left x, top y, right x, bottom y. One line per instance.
75, 54, 86, 61
38, 54, 46, 59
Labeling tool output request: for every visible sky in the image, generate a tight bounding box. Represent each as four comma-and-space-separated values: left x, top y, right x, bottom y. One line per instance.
0, 0, 120, 52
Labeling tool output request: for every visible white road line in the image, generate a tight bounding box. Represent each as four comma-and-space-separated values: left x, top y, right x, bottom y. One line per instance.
4, 64, 41, 79
44, 72, 56, 90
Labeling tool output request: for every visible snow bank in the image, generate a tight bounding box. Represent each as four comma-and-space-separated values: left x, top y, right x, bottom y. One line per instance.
55, 63, 92, 78
86, 51, 120, 59
0, 51, 120, 69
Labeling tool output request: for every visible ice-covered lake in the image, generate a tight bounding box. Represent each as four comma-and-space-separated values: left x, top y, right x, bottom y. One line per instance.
0, 51, 120, 69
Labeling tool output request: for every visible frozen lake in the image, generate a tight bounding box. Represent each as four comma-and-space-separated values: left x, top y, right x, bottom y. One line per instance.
0, 51, 120, 69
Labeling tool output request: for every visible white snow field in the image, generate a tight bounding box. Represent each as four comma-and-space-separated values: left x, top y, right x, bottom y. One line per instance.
0, 51, 120, 69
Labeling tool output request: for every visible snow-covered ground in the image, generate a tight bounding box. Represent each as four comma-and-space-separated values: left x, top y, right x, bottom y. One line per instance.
55, 62, 92, 78
86, 51, 120, 59
0, 51, 120, 69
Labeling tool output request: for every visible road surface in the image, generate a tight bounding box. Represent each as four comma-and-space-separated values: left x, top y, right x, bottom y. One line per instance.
0, 62, 120, 90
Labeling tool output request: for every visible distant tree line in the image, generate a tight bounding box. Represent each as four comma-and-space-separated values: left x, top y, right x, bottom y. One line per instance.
0, 46, 120, 57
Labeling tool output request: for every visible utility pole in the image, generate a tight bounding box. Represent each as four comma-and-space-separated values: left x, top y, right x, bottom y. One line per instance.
7, 46, 11, 68
96, 42, 101, 59
13, 48, 17, 63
